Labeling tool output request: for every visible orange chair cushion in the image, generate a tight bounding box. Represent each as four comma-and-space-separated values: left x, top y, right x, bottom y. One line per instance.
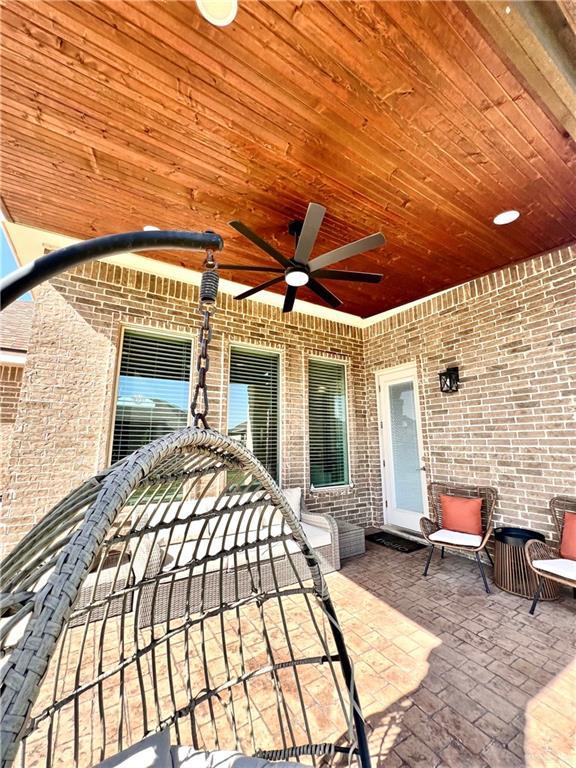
440, 494, 483, 536
560, 512, 576, 560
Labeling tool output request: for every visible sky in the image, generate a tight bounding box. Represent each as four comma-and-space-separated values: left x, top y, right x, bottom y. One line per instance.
0, 225, 33, 301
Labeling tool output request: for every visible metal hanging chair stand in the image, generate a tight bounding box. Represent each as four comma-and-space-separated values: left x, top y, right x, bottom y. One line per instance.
0, 231, 371, 768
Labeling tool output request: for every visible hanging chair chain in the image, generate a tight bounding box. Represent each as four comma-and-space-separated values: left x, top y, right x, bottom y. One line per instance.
191, 249, 219, 429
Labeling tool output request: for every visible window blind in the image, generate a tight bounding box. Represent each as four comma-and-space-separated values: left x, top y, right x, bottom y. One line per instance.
228, 347, 279, 481
308, 359, 349, 487
111, 330, 192, 463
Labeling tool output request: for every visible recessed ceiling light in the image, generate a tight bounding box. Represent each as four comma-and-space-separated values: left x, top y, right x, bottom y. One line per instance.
143, 225, 160, 231
493, 210, 520, 226
195, 0, 238, 27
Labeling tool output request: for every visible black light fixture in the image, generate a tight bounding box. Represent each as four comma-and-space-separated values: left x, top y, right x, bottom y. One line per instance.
439, 367, 459, 393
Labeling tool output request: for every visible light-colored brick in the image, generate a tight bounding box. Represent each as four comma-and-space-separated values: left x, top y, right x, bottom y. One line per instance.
1, 244, 575, 557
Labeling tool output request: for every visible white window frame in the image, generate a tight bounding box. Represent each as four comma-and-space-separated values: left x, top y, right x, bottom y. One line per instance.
227, 341, 283, 484
307, 354, 353, 492
108, 324, 194, 465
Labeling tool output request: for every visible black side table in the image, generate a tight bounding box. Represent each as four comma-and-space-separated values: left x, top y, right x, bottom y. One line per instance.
493, 527, 559, 600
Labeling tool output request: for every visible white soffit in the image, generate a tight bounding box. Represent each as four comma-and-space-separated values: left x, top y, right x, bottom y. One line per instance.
2, 221, 452, 329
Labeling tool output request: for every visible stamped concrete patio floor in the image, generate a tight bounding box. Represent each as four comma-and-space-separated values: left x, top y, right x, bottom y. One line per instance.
329, 542, 576, 767
20, 541, 575, 767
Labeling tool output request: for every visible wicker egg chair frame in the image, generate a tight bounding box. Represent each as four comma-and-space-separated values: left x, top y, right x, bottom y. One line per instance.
0, 428, 370, 768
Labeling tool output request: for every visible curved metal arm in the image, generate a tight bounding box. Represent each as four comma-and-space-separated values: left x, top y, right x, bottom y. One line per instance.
0, 230, 224, 308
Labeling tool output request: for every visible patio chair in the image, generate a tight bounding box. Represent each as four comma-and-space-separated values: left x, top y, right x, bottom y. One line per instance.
420, 481, 497, 594
525, 495, 576, 615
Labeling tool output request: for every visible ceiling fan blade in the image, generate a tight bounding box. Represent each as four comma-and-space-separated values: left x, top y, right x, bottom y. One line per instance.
283, 285, 297, 313
311, 269, 382, 283
294, 203, 326, 265
229, 221, 292, 269
218, 264, 284, 273
308, 277, 342, 308
234, 276, 285, 301
308, 232, 386, 271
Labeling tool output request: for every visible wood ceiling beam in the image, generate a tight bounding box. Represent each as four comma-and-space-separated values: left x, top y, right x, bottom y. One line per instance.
465, 0, 576, 138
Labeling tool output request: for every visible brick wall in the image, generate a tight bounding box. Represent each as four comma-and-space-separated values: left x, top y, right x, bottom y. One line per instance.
2, 244, 575, 554
1, 261, 369, 555
364, 245, 576, 540
0, 364, 24, 495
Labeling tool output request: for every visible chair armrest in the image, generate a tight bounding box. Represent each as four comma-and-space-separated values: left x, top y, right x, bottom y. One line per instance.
130, 535, 164, 582
525, 539, 558, 568
478, 525, 493, 550
420, 517, 439, 541
301, 511, 340, 571
301, 510, 333, 529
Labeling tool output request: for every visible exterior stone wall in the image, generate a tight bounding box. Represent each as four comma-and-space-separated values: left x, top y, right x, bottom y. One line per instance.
364, 245, 576, 540
1, 244, 575, 554
0, 364, 24, 496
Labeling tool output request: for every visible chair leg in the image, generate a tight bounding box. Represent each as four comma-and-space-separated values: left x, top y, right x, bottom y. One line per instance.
475, 551, 491, 594
530, 577, 545, 615
485, 548, 494, 567
441, 546, 445, 559
423, 545, 435, 576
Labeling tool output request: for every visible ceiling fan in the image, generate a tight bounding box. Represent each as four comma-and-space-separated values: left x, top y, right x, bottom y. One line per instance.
218, 203, 386, 313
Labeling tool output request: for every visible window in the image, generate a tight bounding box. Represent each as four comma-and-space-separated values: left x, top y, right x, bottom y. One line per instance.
308, 359, 349, 488
111, 330, 192, 463
228, 346, 279, 482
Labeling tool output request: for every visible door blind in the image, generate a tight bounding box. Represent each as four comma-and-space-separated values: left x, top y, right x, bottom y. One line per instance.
308, 358, 349, 487
111, 330, 192, 463
228, 346, 279, 481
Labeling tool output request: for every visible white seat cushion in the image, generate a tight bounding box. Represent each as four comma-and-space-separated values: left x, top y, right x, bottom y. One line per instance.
171, 747, 311, 767
97, 729, 171, 767
301, 521, 332, 549
163, 540, 225, 576
428, 529, 482, 548
226, 538, 300, 569
282, 487, 302, 520
81, 561, 132, 591
533, 558, 576, 581
133, 500, 210, 545
209, 507, 285, 540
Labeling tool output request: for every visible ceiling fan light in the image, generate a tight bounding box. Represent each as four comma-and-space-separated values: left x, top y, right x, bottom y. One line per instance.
195, 0, 238, 27
285, 269, 309, 287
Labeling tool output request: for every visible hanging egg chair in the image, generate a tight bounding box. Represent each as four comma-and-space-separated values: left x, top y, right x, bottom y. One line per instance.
0, 429, 370, 767
0, 230, 370, 768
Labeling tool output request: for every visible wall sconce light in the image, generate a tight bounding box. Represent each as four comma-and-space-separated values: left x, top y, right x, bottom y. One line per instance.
439, 366, 459, 393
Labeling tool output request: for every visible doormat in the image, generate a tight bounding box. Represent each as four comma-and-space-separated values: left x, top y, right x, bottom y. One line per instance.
365, 531, 426, 553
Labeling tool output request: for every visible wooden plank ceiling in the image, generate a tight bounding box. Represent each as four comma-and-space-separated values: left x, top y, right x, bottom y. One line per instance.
1, 0, 576, 318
